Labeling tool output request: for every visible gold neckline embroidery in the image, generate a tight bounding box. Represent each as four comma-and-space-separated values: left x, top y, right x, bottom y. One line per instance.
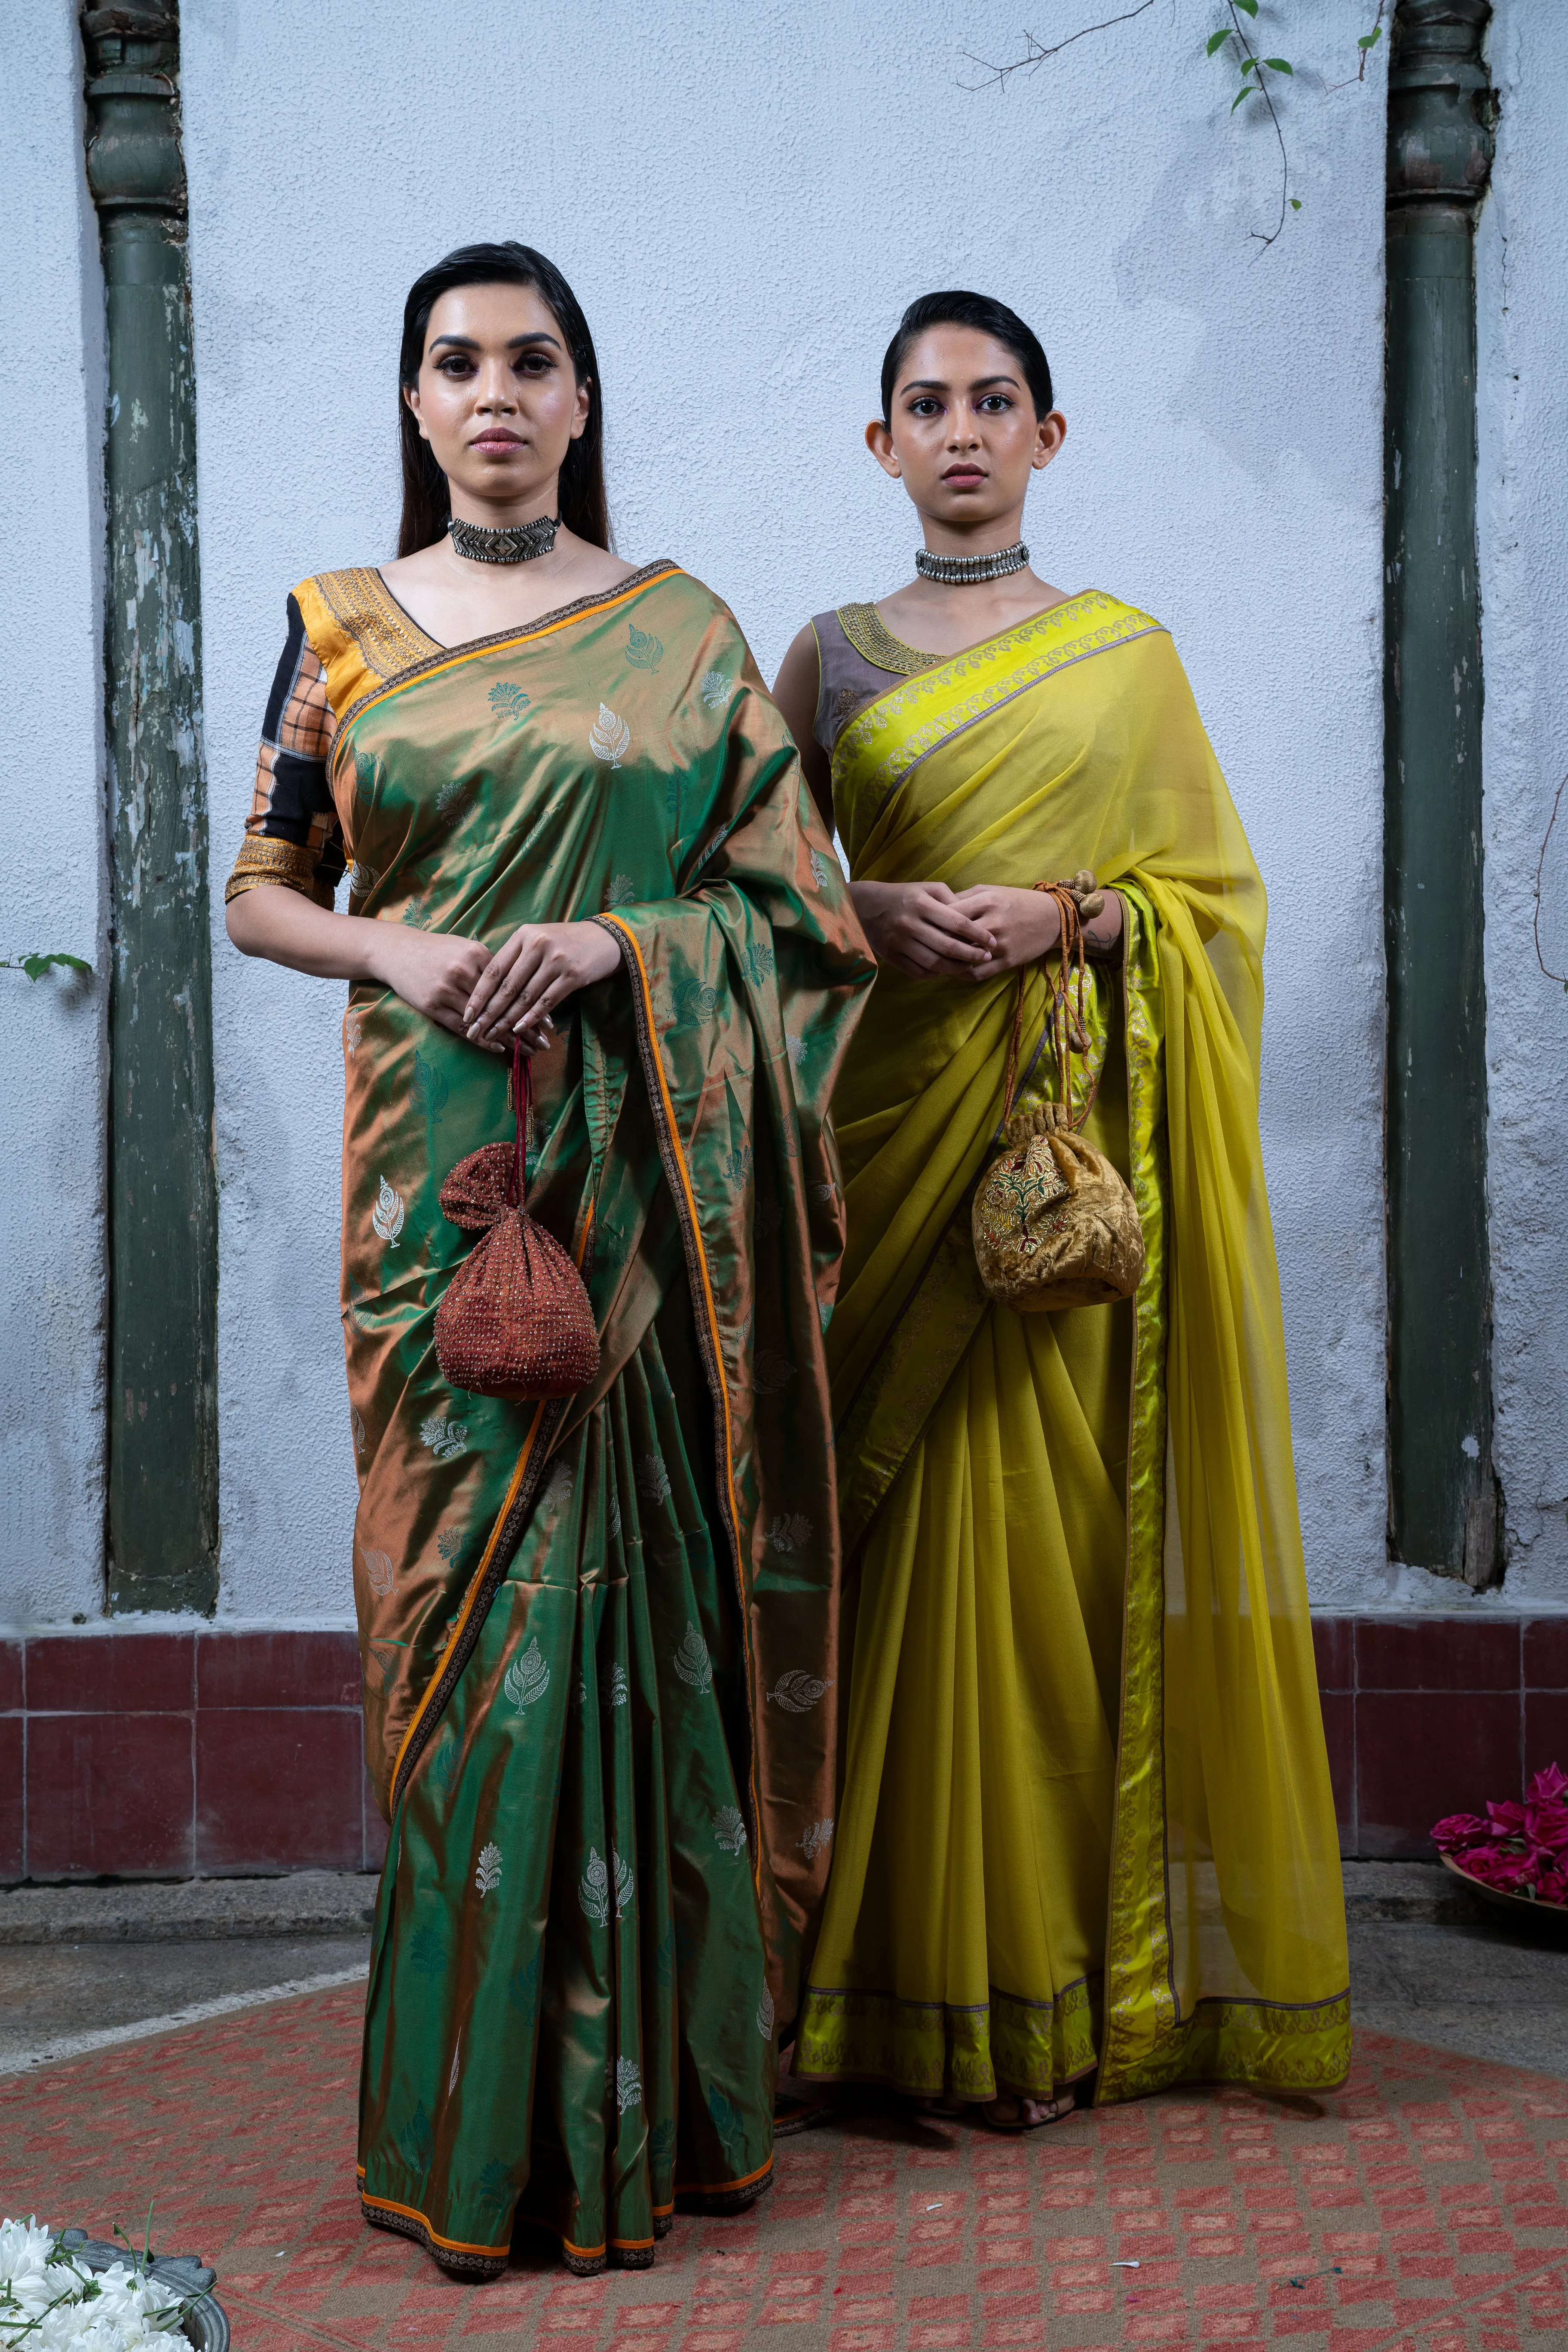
836, 603, 943, 677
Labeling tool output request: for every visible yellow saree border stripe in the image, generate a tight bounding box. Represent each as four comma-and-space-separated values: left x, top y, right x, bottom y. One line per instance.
358, 2189, 508, 2260
831, 590, 1164, 846
386, 1203, 596, 1811
599, 911, 765, 1899
330, 564, 683, 783
1096, 887, 1177, 2103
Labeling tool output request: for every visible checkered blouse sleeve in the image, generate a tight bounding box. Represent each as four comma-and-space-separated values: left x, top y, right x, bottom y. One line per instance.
224, 594, 347, 907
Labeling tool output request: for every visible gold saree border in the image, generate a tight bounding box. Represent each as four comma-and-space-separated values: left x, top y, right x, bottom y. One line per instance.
1094, 891, 1352, 2102
831, 590, 1164, 843
595, 912, 765, 1895
330, 563, 683, 766
1096, 886, 1177, 2102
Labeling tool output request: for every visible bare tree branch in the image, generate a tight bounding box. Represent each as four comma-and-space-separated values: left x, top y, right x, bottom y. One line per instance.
960, 0, 1155, 93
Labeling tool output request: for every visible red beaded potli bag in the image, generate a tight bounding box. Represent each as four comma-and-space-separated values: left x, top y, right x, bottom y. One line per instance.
433, 1040, 600, 1400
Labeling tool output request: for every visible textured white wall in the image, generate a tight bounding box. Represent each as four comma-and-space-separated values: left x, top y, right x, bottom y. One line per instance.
0, 0, 108, 1626
181, 0, 1390, 1622
1477, 3, 1568, 1606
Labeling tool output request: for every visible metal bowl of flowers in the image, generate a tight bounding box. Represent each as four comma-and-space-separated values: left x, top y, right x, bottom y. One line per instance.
1432, 1760, 1568, 1938
0, 2220, 229, 2350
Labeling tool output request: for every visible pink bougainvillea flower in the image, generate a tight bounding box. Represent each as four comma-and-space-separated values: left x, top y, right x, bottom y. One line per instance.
1431, 1813, 1488, 1853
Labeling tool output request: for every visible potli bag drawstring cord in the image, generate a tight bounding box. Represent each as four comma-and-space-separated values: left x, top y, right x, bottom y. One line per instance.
508, 1038, 532, 1210
998, 883, 1090, 1133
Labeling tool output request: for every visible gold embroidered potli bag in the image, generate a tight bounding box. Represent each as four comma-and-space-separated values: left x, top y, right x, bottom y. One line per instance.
971, 878, 1145, 1311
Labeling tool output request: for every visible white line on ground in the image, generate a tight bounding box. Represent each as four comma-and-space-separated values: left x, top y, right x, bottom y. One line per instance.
0, 1964, 368, 2076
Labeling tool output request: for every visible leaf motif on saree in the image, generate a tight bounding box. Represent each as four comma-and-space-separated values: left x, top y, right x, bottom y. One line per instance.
607, 1493, 622, 1540
371, 1175, 404, 1246
650, 2116, 675, 2164
699, 668, 734, 710
786, 1032, 807, 1068
477, 2158, 514, 2214
763, 1512, 812, 1555
603, 1661, 629, 1709
798, 1816, 835, 1861
420, 1410, 468, 1461
819, 1299, 833, 1333
411, 1048, 448, 1124
754, 1348, 794, 1395
360, 1544, 394, 1596
579, 1847, 610, 1926
673, 1621, 713, 1691
706, 2082, 744, 2153
602, 872, 637, 909
590, 702, 631, 767
809, 848, 836, 891
721, 1143, 754, 1186
397, 2100, 434, 2172
475, 1841, 502, 1897
768, 1669, 832, 1713
616, 2055, 643, 2112
435, 775, 475, 821
673, 977, 720, 1025
506, 1951, 542, 2018
349, 860, 379, 899
756, 1984, 776, 2041
487, 680, 531, 717
344, 1010, 361, 1057
544, 1459, 575, 1509
409, 1926, 446, 1981
625, 622, 664, 673
351, 1407, 367, 1456
613, 1847, 634, 1918
437, 1526, 463, 1566
745, 940, 776, 985
504, 1637, 550, 1712
654, 1926, 677, 1990
713, 1805, 747, 1857
429, 1729, 460, 1796
638, 1452, 672, 1505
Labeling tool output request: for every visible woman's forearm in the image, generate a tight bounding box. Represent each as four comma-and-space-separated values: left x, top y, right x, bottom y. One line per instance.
225, 885, 390, 984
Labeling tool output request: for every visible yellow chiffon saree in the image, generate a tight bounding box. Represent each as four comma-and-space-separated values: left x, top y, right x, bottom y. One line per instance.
795, 589, 1350, 2105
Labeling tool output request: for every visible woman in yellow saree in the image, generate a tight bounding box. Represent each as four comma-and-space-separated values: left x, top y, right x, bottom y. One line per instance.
226, 244, 872, 2273
774, 291, 1349, 2129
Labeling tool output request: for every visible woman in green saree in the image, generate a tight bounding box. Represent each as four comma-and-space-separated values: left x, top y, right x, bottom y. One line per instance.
774, 291, 1350, 2132
226, 242, 871, 2275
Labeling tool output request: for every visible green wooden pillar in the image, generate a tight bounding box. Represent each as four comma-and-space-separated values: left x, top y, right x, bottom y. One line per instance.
1384, 0, 1498, 1586
82, 4, 218, 1613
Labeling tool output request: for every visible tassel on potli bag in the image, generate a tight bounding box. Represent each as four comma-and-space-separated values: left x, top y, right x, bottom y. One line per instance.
433, 1040, 601, 1399
971, 876, 1145, 1312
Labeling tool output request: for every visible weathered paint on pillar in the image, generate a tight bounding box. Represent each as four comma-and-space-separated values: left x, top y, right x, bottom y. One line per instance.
1384, 0, 1498, 1586
82, 4, 218, 1612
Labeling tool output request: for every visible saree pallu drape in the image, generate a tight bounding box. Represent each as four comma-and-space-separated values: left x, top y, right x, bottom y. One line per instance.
794, 588, 1349, 2105
297, 561, 872, 2273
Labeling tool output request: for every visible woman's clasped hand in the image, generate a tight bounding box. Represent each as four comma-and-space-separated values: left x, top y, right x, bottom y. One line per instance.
850, 876, 1121, 980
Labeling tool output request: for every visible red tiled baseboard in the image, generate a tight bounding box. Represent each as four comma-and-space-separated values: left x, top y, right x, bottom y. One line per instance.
1, 1615, 1564, 1879
1313, 1611, 1568, 1859
0, 1626, 387, 1882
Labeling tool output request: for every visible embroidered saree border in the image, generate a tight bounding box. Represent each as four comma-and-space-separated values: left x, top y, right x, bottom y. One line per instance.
330, 563, 682, 760
830, 590, 1164, 840
1096, 888, 1178, 2102
595, 911, 764, 1892
798, 1978, 1099, 2099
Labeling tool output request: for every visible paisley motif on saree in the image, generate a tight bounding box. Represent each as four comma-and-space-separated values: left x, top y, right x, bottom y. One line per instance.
796, 590, 1350, 2105
288, 562, 871, 2271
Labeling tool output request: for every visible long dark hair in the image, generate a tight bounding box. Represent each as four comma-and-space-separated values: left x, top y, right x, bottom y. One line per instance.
880, 290, 1053, 425
396, 241, 610, 557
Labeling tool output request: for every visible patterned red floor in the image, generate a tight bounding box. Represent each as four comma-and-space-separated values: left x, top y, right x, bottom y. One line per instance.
5, 1984, 1566, 2349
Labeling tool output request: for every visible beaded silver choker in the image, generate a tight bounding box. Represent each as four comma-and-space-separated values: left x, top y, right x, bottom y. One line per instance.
915, 540, 1029, 585
448, 513, 560, 564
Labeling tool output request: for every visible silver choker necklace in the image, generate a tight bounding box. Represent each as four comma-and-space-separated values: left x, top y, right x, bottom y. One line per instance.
448, 513, 560, 564
915, 540, 1029, 585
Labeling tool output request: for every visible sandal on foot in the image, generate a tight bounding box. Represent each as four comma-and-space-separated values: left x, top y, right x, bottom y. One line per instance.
978, 2092, 1071, 2133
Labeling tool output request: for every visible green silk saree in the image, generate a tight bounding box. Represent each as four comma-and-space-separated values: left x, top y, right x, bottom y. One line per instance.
292, 562, 871, 2274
